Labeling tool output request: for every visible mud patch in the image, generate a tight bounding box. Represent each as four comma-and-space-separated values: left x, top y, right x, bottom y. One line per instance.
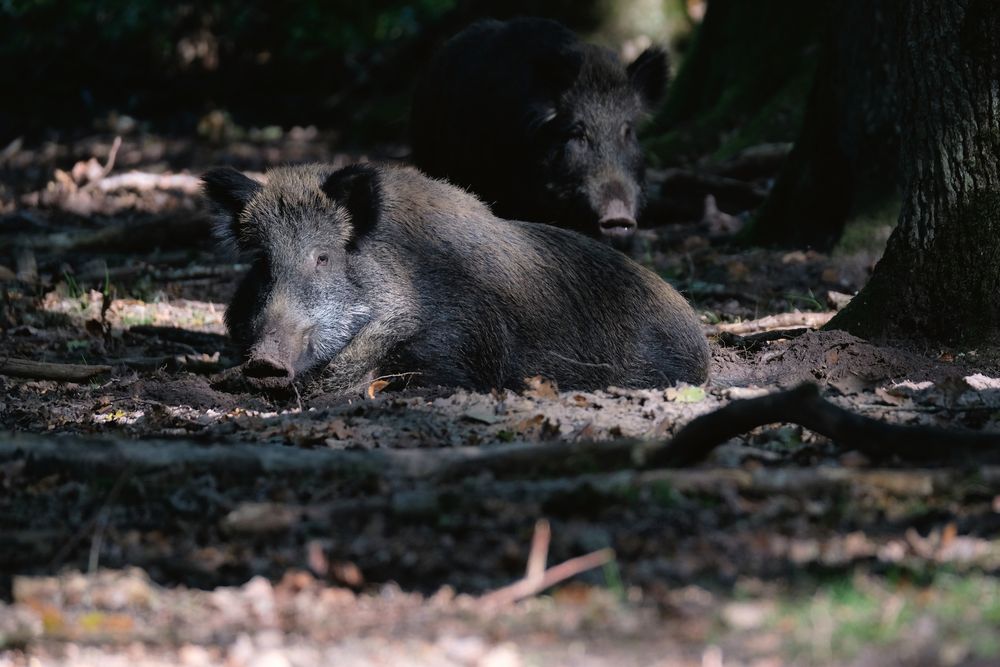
138, 372, 242, 411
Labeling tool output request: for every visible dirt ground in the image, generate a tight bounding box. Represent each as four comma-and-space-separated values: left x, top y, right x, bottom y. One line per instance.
2, 132, 1000, 666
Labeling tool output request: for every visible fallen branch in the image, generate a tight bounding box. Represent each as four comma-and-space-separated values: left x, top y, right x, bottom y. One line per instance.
710, 142, 794, 180
127, 325, 229, 349
69, 213, 209, 252
109, 353, 222, 374
0, 432, 425, 479
717, 327, 812, 352
649, 383, 1000, 466
0, 358, 112, 382
708, 312, 834, 335
90, 171, 202, 194
189, 466, 976, 533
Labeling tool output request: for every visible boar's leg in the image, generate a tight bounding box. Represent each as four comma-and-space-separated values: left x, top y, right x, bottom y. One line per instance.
317, 318, 417, 396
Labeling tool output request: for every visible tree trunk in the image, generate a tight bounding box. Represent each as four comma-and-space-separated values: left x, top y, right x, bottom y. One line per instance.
645, 0, 827, 165
827, 0, 1000, 342
744, 1, 901, 249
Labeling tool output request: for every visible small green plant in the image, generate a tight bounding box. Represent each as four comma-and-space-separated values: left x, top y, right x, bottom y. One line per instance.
784, 290, 824, 311
602, 557, 626, 602
119, 313, 155, 328
102, 265, 112, 300
63, 270, 82, 299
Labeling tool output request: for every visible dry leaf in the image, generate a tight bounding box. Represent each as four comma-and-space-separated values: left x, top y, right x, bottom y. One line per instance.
523, 375, 559, 400
367, 379, 390, 399
331, 561, 365, 588
874, 387, 907, 406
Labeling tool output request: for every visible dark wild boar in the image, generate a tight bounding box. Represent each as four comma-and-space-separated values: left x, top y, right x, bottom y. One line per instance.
202, 163, 708, 395
410, 17, 669, 244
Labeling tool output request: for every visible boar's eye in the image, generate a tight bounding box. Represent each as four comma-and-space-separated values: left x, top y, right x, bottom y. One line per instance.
622, 123, 636, 141
566, 123, 588, 146
316, 253, 330, 268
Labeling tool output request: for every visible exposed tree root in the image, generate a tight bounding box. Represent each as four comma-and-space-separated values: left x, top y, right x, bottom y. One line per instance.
0, 357, 112, 381
717, 327, 812, 352
649, 383, 1000, 467
3, 384, 997, 487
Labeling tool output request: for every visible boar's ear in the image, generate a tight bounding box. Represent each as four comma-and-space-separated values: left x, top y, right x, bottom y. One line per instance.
202, 167, 262, 252
321, 163, 381, 249
627, 47, 669, 108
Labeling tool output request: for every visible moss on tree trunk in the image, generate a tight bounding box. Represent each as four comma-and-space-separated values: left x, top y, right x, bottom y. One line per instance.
828, 0, 1000, 343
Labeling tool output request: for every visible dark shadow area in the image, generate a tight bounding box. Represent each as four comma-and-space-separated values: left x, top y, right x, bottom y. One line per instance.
1, 0, 620, 145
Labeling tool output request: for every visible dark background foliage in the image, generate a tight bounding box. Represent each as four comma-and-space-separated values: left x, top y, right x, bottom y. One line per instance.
1, 0, 644, 143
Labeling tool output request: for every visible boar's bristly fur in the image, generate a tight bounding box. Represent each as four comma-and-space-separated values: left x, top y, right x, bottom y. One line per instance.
204, 163, 709, 395
411, 17, 669, 244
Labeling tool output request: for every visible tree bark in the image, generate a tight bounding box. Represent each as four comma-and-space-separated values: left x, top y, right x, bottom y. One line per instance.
744, 0, 901, 249
828, 0, 1000, 342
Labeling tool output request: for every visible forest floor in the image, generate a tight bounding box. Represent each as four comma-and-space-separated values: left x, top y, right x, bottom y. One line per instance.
2, 131, 1000, 666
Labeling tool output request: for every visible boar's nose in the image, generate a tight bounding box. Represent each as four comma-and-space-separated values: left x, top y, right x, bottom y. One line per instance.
244, 355, 294, 380
598, 199, 637, 239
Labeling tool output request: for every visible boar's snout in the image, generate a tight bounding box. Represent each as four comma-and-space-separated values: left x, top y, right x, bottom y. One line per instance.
244, 354, 294, 380
597, 198, 637, 240
241, 310, 311, 385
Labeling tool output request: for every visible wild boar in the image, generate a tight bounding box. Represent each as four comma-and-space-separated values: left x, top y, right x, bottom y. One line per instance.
410, 17, 669, 244
203, 162, 707, 394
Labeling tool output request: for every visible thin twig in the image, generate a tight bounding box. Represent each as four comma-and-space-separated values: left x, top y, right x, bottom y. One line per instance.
51, 466, 133, 569
526, 519, 550, 581
481, 547, 615, 606
98, 136, 122, 180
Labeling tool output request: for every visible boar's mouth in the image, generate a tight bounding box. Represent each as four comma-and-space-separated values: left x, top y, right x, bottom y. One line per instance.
596, 198, 638, 244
